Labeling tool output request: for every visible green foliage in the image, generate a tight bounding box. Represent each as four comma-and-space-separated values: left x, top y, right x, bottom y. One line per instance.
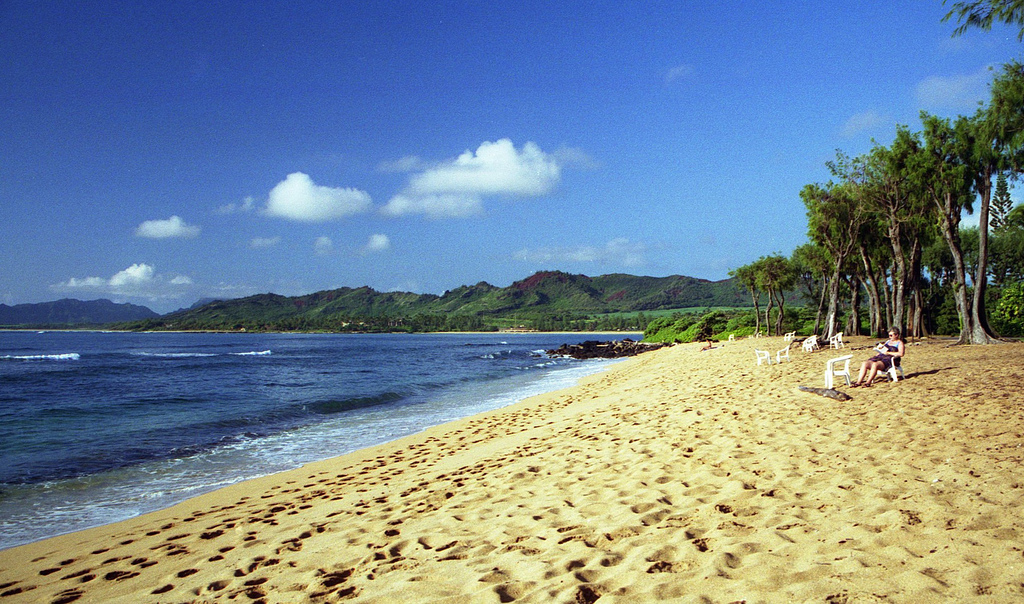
643, 310, 745, 343
992, 173, 1014, 229
118, 272, 752, 333
933, 289, 963, 336
944, 1, 1024, 41
643, 313, 695, 342
993, 281, 1024, 336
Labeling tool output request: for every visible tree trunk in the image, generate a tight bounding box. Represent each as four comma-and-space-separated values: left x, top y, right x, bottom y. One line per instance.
937, 192, 980, 344
750, 291, 761, 336
889, 224, 908, 333
883, 262, 894, 331
846, 275, 862, 336
775, 290, 786, 336
824, 266, 843, 339
814, 275, 827, 335
971, 174, 1000, 343
908, 237, 924, 339
763, 290, 775, 336
859, 246, 883, 337
912, 286, 927, 338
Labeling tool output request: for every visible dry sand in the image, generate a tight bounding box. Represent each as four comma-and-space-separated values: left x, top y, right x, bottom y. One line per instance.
2, 335, 1024, 603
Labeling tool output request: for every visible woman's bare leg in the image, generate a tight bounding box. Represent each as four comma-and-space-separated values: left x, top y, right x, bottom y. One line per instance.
864, 361, 884, 386
854, 361, 871, 385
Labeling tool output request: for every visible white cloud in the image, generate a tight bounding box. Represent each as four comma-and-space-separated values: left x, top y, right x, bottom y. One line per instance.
135, 216, 201, 239
664, 64, 694, 84
381, 193, 483, 219
109, 263, 155, 288
53, 263, 193, 301
382, 139, 561, 219
377, 155, 428, 173
250, 236, 281, 249
916, 66, 992, 110
313, 236, 334, 255
552, 146, 600, 170
362, 233, 391, 254
265, 172, 372, 222
841, 110, 887, 138
216, 196, 256, 215
514, 238, 648, 267
63, 276, 107, 288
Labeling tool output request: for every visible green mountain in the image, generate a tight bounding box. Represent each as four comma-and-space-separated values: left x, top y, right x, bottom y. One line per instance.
0, 298, 159, 327
120, 271, 749, 332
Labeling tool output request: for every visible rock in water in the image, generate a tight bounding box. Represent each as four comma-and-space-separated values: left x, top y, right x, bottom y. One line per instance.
797, 386, 852, 401
545, 339, 670, 360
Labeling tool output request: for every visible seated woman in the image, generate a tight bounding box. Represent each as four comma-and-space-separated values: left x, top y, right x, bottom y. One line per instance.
851, 327, 904, 387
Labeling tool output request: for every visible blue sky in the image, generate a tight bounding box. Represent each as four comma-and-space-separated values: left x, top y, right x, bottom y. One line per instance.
1, 1, 1021, 313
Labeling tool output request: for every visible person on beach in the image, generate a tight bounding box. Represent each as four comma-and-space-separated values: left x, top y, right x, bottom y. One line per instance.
851, 327, 904, 387
700, 338, 715, 351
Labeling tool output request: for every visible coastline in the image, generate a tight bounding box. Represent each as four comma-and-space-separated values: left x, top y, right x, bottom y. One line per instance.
0, 332, 629, 552
2, 336, 1024, 602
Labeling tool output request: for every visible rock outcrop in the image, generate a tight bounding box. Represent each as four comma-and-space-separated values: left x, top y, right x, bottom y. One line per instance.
545, 339, 670, 359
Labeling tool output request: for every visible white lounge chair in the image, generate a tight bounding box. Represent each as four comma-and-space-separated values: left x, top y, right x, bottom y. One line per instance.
755, 349, 771, 365
776, 344, 791, 364
802, 335, 820, 352
829, 332, 845, 349
825, 354, 854, 389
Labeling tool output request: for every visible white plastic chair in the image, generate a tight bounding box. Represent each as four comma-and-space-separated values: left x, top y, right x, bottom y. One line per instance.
885, 362, 905, 382
829, 332, 845, 349
784, 331, 796, 342
755, 349, 771, 365
728, 334, 735, 342
776, 344, 791, 364
802, 335, 819, 352
825, 354, 854, 389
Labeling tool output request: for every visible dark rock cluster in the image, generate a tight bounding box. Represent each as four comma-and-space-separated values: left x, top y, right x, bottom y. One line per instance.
545, 339, 670, 359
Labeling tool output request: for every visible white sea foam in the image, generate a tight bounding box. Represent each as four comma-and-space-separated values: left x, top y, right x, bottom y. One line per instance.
133, 352, 218, 358
233, 350, 272, 356
1, 353, 80, 361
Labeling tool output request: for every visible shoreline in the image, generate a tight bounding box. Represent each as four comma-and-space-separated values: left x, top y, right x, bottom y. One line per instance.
0, 335, 629, 552
3, 336, 1024, 601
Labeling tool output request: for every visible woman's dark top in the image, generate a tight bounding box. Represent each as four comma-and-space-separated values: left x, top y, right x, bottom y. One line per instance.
869, 341, 901, 370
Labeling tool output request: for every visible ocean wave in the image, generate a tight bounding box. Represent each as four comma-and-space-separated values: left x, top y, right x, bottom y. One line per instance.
309, 392, 407, 415
131, 350, 271, 358
132, 352, 218, 358
1, 353, 80, 361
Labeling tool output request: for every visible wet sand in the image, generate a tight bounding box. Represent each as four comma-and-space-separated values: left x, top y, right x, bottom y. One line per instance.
1, 335, 1023, 603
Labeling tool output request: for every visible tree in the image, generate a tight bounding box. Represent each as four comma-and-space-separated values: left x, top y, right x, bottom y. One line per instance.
802, 178, 867, 339
729, 264, 763, 335
919, 112, 997, 344
993, 281, 1024, 335
862, 127, 931, 336
990, 205, 1024, 285
943, 0, 1024, 40
953, 109, 1005, 340
991, 173, 1013, 229
791, 243, 830, 334
754, 255, 796, 336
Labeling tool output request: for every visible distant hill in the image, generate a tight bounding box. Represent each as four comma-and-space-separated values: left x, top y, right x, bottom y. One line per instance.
120, 271, 749, 332
0, 299, 159, 327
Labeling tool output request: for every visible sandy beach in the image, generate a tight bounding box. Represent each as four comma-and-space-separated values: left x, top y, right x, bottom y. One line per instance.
2, 335, 1023, 603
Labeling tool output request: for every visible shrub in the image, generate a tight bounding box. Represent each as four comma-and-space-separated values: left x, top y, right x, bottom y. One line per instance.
993, 282, 1024, 337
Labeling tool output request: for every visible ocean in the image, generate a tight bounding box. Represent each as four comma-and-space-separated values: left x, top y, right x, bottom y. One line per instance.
0, 330, 625, 551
